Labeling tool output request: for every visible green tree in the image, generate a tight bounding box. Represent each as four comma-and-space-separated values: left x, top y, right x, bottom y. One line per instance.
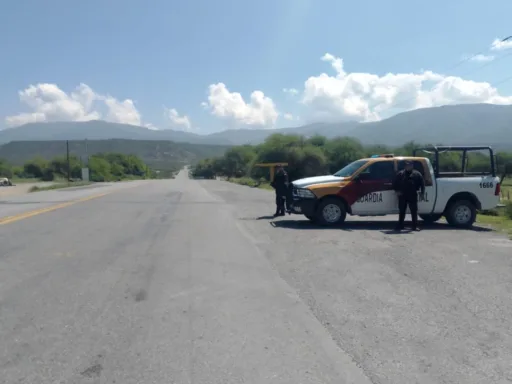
49, 155, 82, 179
0, 159, 13, 178
223, 146, 257, 178
89, 156, 113, 182
323, 137, 365, 174
23, 157, 49, 178
191, 134, 512, 184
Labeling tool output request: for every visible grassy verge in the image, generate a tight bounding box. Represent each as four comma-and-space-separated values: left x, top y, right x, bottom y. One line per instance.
478, 201, 512, 238
10, 177, 40, 184
229, 177, 273, 190
11, 177, 69, 184
29, 181, 93, 193
501, 182, 511, 202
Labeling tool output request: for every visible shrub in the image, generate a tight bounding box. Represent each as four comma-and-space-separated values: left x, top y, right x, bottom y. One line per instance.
480, 209, 500, 216
505, 201, 512, 220
41, 168, 55, 181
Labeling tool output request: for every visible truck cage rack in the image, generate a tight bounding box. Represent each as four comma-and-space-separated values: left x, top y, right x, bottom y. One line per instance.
412, 146, 496, 178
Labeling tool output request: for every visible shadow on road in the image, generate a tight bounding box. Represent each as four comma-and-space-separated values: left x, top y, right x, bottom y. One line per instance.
256, 215, 277, 220
269, 219, 493, 233
238, 215, 282, 221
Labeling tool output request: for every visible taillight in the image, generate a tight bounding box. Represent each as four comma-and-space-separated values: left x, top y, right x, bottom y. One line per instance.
495, 182, 501, 196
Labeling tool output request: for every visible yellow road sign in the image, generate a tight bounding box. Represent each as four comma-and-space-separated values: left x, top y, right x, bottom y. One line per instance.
254, 163, 288, 182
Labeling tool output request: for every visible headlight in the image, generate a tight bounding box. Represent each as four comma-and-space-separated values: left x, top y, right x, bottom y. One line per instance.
295, 188, 316, 199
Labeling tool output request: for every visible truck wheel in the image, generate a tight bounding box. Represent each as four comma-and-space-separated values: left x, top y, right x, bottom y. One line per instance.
419, 213, 443, 224
445, 200, 476, 228
315, 198, 347, 226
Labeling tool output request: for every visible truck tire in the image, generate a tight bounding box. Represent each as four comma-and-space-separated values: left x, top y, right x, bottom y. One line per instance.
419, 213, 443, 224
315, 198, 347, 226
445, 200, 476, 228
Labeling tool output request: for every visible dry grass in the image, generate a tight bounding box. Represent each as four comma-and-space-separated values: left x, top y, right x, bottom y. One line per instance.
229, 177, 273, 190
501, 179, 512, 202
29, 181, 92, 192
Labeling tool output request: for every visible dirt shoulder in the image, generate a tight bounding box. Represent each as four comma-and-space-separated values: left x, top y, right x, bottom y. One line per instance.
0, 183, 56, 198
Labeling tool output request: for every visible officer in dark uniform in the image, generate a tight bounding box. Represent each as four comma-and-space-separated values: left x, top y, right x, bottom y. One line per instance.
270, 164, 289, 217
393, 160, 425, 231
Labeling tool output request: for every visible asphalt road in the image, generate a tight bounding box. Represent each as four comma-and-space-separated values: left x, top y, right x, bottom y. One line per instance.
1, 170, 511, 384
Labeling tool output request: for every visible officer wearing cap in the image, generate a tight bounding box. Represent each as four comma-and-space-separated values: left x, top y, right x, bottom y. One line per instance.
393, 160, 425, 231
270, 164, 289, 217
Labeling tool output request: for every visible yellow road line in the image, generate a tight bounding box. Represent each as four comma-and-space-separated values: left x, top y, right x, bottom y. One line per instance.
0, 192, 111, 226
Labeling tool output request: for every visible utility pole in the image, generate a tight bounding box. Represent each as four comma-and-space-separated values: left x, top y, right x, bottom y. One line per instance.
81, 139, 90, 182
85, 139, 89, 166
66, 140, 71, 183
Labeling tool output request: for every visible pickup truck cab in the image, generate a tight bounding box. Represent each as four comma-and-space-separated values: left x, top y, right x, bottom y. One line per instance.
290, 146, 501, 228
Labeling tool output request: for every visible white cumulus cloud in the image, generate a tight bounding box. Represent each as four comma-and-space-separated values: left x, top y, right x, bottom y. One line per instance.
283, 88, 299, 95
469, 54, 494, 62
164, 107, 192, 131
203, 83, 278, 128
5, 83, 144, 128
490, 37, 512, 51
299, 53, 512, 122
102, 96, 141, 126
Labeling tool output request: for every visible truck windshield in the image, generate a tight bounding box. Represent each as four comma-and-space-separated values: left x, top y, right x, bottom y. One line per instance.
333, 160, 369, 177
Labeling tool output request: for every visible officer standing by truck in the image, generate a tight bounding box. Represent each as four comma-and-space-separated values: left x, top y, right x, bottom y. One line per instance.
271, 164, 289, 217
393, 160, 425, 231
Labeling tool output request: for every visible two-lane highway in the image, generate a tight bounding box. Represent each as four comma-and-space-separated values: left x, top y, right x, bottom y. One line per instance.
0, 173, 371, 384
1, 170, 511, 383
0, 180, 148, 222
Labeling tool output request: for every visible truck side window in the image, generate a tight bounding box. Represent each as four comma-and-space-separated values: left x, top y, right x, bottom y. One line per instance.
359, 161, 395, 180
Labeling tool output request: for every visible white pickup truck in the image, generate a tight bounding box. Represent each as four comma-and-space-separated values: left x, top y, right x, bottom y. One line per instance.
0, 177, 13, 186
290, 146, 501, 227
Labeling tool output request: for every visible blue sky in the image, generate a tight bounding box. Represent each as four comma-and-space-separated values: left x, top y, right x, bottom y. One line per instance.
1, 0, 512, 133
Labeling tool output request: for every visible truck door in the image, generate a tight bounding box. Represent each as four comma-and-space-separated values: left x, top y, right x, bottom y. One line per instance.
396, 159, 435, 214
350, 160, 397, 215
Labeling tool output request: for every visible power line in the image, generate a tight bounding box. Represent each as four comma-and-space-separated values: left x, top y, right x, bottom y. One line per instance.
456, 36, 512, 77
433, 36, 512, 75
443, 52, 489, 73
458, 50, 512, 78
492, 73, 512, 87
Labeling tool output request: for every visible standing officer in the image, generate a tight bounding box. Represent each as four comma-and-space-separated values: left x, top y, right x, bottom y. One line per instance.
393, 160, 425, 231
271, 164, 289, 217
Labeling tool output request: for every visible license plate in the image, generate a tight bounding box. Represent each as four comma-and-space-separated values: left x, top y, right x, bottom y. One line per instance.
293, 206, 302, 213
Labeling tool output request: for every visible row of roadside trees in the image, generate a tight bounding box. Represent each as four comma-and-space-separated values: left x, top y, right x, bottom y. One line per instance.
191, 134, 512, 183
0, 152, 154, 182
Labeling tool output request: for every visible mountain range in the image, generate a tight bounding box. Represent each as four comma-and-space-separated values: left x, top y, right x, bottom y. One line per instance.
0, 103, 511, 149
0, 139, 230, 172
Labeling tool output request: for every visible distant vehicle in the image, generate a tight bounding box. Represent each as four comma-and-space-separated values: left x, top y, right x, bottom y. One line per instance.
289, 146, 501, 228
0, 177, 13, 186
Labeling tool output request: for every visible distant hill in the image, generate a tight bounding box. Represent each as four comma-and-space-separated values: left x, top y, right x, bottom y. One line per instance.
0, 139, 231, 170
202, 122, 360, 145
0, 120, 359, 146
345, 104, 512, 150
0, 103, 511, 149
0, 120, 212, 145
